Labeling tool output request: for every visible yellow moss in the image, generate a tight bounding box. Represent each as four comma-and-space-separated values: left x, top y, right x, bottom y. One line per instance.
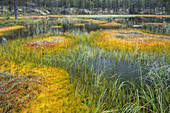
93, 30, 170, 53
56, 19, 63, 22
114, 19, 126, 21
0, 26, 24, 33
0, 26, 24, 37
24, 36, 73, 54
100, 21, 123, 27
145, 23, 163, 26
35, 19, 42, 22
0, 59, 87, 113
51, 26, 62, 28
74, 23, 85, 26
84, 19, 96, 22
81, 17, 91, 19
22, 67, 86, 113
33, 36, 64, 41
68, 17, 83, 21
93, 20, 108, 24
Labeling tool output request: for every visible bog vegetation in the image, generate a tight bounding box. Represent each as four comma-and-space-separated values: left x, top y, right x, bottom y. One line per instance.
0, 15, 169, 113
0, 0, 170, 111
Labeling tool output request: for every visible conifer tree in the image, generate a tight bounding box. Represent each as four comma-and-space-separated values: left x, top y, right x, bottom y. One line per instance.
14, 0, 18, 19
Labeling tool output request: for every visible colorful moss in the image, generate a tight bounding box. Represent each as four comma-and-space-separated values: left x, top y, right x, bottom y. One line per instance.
0, 58, 86, 113
74, 23, 85, 26
68, 18, 83, 21
0, 26, 24, 33
0, 26, 24, 37
51, 26, 62, 28
145, 23, 163, 26
93, 20, 108, 24
35, 19, 43, 22
93, 30, 170, 53
56, 19, 63, 22
100, 21, 124, 27
24, 36, 73, 54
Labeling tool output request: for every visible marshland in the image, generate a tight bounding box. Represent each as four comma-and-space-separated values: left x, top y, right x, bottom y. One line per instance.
0, 0, 170, 113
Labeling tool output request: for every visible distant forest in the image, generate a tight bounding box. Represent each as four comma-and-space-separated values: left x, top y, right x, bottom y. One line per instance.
0, 0, 169, 15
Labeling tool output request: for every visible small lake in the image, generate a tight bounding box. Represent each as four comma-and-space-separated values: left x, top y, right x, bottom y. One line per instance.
3, 16, 170, 40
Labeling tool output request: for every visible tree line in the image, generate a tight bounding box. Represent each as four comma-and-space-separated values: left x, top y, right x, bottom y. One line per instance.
0, 0, 169, 19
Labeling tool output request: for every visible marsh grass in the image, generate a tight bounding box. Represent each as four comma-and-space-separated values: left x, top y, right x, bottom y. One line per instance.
0, 18, 35, 27
0, 16, 169, 113
42, 44, 169, 112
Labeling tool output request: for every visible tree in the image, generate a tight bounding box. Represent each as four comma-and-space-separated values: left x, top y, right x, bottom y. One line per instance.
113, 0, 118, 13
129, 0, 135, 14
0, 0, 3, 15
107, 0, 110, 14
102, 0, 106, 13
82, 0, 85, 14
14, 0, 18, 19
94, 0, 100, 11
55, 0, 58, 14
0, 0, 169, 15
38, 0, 41, 14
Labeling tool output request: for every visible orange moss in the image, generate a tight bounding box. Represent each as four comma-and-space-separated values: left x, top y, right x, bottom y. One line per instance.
22, 67, 87, 113
35, 19, 42, 22
56, 19, 63, 22
145, 23, 163, 26
51, 26, 62, 28
93, 20, 108, 24
0, 26, 24, 32
94, 30, 170, 53
84, 19, 97, 22
0, 58, 87, 113
24, 36, 73, 54
68, 18, 83, 21
74, 23, 85, 26
100, 21, 123, 27
0, 26, 24, 36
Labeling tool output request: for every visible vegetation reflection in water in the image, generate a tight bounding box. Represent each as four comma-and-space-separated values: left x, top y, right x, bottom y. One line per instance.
2, 16, 169, 40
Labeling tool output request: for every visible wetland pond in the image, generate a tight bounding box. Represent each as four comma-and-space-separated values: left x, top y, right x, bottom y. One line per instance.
3, 16, 170, 39
0, 15, 170, 113
1, 16, 170, 82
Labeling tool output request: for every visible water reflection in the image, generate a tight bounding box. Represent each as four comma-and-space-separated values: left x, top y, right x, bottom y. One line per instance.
2, 16, 170, 41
